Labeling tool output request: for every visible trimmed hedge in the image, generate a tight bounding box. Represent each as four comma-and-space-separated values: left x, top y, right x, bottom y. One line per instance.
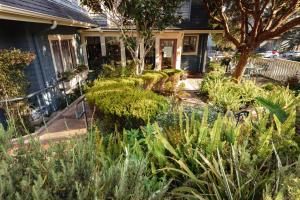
86, 78, 169, 131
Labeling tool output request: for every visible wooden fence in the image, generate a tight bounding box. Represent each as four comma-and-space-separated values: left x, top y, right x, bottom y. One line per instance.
251, 58, 300, 82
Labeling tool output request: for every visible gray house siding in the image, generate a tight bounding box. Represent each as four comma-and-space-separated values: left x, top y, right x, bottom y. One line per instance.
0, 19, 85, 94
181, 34, 208, 72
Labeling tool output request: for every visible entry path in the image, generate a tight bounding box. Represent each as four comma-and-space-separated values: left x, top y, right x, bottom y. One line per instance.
178, 78, 206, 106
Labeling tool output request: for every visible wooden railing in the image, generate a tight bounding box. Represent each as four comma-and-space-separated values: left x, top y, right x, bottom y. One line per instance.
251, 58, 300, 82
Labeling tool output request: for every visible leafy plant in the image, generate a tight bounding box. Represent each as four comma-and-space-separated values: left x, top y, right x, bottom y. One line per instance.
0, 49, 35, 98
86, 78, 169, 131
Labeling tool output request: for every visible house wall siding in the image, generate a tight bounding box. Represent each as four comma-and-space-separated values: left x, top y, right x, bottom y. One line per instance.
181, 34, 208, 72
0, 20, 84, 94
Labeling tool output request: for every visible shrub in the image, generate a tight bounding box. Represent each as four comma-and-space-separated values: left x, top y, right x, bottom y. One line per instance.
143, 104, 299, 199
141, 71, 168, 90
0, 49, 36, 135
262, 82, 276, 91
86, 78, 169, 131
100, 62, 136, 78
162, 69, 182, 91
0, 130, 168, 200
0, 49, 35, 98
200, 70, 263, 112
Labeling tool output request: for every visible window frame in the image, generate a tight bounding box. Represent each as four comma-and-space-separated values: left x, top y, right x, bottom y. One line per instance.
48, 35, 78, 77
182, 34, 199, 55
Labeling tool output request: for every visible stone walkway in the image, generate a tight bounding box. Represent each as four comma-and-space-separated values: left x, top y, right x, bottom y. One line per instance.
178, 78, 206, 106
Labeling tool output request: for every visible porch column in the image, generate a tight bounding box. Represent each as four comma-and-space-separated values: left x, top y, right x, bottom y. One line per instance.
155, 36, 161, 70
100, 36, 106, 56
176, 32, 184, 70
80, 35, 88, 67
120, 38, 126, 67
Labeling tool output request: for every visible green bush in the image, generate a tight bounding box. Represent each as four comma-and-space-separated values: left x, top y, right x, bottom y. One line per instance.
0, 49, 36, 135
0, 49, 35, 98
0, 130, 168, 200
1, 98, 299, 199
86, 78, 169, 131
143, 104, 299, 199
200, 70, 263, 111
141, 70, 168, 90
100, 62, 136, 78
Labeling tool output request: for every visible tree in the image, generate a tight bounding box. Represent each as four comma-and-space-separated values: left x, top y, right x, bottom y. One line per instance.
281, 26, 300, 51
204, 0, 300, 83
81, 0, 184, 74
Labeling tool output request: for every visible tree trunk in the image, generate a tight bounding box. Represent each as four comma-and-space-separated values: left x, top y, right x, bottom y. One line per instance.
135, 36, 143, 75
233, 51, 251, 83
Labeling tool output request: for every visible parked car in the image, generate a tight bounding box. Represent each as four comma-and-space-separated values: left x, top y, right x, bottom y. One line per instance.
259, 50, 279, 58
282, 50, 300, 58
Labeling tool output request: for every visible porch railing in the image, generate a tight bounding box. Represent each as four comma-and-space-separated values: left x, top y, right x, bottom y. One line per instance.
0, 81, 69, 131
251, 58, 300, 82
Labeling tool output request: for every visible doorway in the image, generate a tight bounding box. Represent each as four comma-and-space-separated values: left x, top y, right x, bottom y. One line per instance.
160, 39, 177, 69
86, 37, 102, 69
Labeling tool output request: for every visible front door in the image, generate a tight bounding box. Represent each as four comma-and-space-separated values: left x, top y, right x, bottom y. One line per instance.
160, 39, 177, 69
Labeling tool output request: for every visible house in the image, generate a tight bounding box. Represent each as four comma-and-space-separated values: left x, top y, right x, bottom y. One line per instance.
0, 0, 96, 95
81, 0, 223, 74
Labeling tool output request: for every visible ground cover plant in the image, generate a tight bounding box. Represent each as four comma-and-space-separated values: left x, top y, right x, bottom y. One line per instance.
199, 63, 299, 114
1, 95, 299, 199
86, 69, 184, 131
86, 77, 170, 131
2, 58, 300, 199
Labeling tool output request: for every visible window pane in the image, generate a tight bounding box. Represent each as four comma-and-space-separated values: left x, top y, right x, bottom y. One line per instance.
183, 35, 198, 53
61, 40, 76, 70
105, 37, 121, 64
51, 40, 64, 73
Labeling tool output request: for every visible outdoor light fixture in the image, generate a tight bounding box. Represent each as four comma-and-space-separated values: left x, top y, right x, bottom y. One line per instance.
50, 20, 57, 30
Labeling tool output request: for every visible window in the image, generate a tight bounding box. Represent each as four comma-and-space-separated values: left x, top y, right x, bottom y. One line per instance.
49, 35, 77, 75
183, 35, 198, 55
105, 37, 121, 64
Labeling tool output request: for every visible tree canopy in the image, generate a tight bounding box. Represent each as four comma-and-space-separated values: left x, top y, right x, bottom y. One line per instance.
81, 0, 184, 74
204, 0, 300, 83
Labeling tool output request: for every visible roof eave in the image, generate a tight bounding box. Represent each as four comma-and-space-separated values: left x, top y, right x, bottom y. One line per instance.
0, 3, 97, 28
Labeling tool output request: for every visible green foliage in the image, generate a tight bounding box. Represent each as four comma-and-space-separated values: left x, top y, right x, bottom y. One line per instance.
262, 82, 276, 91
141, 70, 168, 90
81, 0, 184, 73
0, 130, 168, 200
256, 96, 289, 123
86, 78, 169, 131
200, 66, 299, 113
0, 49, 36, 135
0, 49, 35, 98
1, 97, 299, 199
200, 70, 263, 111
100, 62, 136, 78
143, 105, 299, 199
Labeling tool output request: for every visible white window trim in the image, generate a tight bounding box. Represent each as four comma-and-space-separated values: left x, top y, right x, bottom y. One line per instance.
48, 34, 79, 77
182, 34, 199, 56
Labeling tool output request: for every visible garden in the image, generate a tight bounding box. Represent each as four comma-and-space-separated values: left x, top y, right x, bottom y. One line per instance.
0, 57, 299, 199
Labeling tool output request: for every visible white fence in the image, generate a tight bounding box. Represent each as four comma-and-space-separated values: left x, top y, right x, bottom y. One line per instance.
251, 58, 300, 82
